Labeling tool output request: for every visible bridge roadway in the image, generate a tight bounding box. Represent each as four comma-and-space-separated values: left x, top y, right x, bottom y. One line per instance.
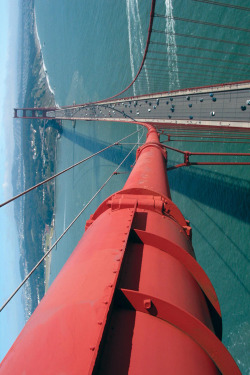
48, 83, 250, 130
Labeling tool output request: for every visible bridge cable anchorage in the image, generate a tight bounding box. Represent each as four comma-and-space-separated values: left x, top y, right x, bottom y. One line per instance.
0, 138, 142, 313
0, 128, 142, 208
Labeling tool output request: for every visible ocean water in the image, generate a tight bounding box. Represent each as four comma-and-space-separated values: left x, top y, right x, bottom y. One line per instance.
3, 0, 249, 373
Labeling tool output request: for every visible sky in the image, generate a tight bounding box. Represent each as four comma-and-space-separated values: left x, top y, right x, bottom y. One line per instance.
0, 0, 26, 361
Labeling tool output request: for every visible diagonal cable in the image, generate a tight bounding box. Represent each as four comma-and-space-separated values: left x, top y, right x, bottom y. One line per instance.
0, 133, 143, 313
0, 128, 141, 208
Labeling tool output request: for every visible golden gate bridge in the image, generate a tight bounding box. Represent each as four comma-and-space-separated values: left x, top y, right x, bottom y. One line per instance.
1, 0, 250, 373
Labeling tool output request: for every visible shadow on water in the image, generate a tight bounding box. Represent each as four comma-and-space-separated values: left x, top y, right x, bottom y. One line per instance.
191, 200, 250, 296
168, 163, 250, 224
52, 123, 250, 223
60, 126, 136, 172
193, 222, 249, 296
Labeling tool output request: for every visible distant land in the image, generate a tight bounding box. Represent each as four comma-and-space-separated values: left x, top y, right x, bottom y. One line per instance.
12, 1, 62, 319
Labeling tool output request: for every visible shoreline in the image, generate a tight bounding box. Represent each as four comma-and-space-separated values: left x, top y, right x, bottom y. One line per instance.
34, 9, 55, 98
44, 223, 54, 292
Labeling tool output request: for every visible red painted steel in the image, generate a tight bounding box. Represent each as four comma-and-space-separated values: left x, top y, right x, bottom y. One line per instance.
0, 125, 241, 374
14, 107, 56, 119
0, 206, 137, 374
133, 229, 221, 320
123, 128, 171, 198
118, 289, 238, 375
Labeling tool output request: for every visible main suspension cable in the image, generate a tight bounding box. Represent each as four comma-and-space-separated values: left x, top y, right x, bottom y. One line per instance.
0, 136, 142, 313
0, 128, 141, 208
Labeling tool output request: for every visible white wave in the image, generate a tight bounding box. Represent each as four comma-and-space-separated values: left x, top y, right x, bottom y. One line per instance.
165, 0, 180, 90
126, 0, 149, 96
33, 12, 55, 98
18, 5, 58, 107
134, 0, 149, 92
126, 0, 136, 95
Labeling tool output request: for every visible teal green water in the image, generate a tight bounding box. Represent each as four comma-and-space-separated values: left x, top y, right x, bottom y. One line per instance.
4, 0, 249, 372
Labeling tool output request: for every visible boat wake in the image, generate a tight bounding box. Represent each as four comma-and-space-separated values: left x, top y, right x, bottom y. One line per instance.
126, 0, 149, 145
165, 0, 180, 90
126, 0, 149, 96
